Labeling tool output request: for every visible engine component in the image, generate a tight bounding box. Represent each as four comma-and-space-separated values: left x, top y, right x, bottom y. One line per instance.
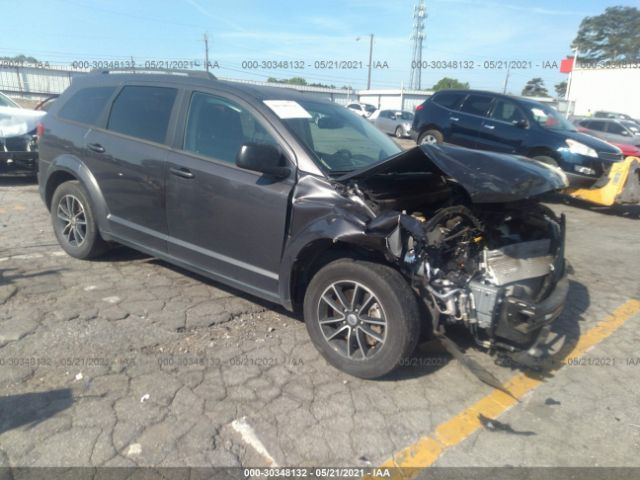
484, 239, 553, 286
468, 280, 500, 329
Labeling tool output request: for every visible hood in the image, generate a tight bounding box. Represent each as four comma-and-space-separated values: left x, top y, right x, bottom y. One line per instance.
0, 106, 46, 138
556, 129, 622, 154
338, 144, 568, 203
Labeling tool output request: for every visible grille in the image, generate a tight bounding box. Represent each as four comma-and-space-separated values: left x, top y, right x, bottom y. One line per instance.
598, 151, 623, 162
4, 136, 29, 152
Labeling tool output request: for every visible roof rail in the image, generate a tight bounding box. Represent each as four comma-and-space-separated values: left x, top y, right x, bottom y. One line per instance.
93, 68, 216, 80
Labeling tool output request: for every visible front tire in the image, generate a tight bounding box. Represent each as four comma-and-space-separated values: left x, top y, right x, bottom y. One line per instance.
303, 258, 420, 379
395, 126, 405, 138
418, 129, 443, 145
51, 180, 108, 259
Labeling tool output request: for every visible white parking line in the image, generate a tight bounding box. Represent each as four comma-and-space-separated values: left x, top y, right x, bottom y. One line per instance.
230, 417, 279, 467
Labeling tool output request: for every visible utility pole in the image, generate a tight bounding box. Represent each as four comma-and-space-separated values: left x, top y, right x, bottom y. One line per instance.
203, 33, 210, 72
357, 35, 375, 90
565, 48, 579, 118
367, 34, 374, 90
502, 64, 510, 94
409, 1, 426, 90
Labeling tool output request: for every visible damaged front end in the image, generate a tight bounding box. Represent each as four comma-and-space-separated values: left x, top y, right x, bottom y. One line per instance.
337, 144, 570, 358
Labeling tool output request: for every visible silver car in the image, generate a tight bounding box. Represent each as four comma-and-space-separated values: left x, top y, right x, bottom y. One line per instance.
577, 118, 640, 147
373, 109, 414, 138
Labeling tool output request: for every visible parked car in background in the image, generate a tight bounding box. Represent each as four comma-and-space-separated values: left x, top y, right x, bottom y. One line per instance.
576, 118, 640, 147
373, 109, 414, 138
411, 89, 623, 187
0, 92, 45, 174
38, 71, 569, 378
35, 95, 59, 112
594, 111, 640, 126
346, 102, 376, 118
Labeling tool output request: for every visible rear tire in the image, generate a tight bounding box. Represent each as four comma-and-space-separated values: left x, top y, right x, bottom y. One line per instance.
303, 258, 420, 379
51, 180, 108, 259
418, 129, 443, 145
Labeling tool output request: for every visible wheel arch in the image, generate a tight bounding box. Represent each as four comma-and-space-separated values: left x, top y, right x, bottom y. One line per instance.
44, 155, 111, 236
280, 223, 392, 313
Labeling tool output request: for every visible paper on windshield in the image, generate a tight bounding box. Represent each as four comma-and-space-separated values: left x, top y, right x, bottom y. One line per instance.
263, 100, 312, 119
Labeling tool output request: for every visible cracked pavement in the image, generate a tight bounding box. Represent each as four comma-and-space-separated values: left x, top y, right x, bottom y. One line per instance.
1, 173, 639, 469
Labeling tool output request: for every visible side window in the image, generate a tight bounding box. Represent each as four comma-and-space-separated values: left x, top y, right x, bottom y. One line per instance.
589, 120, 606, 132
183, 92, 278, 164
107, 86, 176, 144
606, 122, 627, 135
579, 121, 591, 128
432, 92, 465, 109
460, 95, 493, 117
58, 87, 116, 125
490, 99, 525, 124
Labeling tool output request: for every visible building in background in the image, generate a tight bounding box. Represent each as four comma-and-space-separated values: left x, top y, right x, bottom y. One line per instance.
567, 67, 640, 118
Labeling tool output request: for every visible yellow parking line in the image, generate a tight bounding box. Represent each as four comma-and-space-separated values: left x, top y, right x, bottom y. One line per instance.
377, 299, 640, 478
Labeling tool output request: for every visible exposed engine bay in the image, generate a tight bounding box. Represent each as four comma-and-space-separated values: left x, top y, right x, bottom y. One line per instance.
339, 167, 568, 355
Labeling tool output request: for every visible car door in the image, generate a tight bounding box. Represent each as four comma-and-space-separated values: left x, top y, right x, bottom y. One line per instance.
479, 98, 529, 153
604, 121, 634, 144
164, 90, 295, 301
84, 84, 178, 252
450, 94, 494, 148
377, 111, 392, 133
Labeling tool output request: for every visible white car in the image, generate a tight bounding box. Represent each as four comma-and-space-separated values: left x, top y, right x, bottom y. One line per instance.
0, 92, 45, 173
346, 102, 377, 118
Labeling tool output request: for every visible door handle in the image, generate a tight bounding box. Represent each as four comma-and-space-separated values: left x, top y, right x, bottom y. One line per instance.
169, 167, 195, 179
87, 143, 105, 153
483, 124, 496, 130
450, 116, 460, 122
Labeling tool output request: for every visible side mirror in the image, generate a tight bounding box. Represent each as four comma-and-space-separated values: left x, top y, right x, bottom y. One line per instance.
317, 116, 344, 129
514, 119, 529, 129
620, 130, 630, 136
236, 143, 290, 179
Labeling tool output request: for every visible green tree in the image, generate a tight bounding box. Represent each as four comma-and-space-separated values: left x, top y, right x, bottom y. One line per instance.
554, 81, 567, 98
432, 77, 469, 91
572, 6, 640, 62
522, 78, 549, 97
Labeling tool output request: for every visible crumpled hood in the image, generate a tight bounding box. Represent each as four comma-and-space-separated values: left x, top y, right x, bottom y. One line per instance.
0, 106, 46, 138
337, 144, 568, 203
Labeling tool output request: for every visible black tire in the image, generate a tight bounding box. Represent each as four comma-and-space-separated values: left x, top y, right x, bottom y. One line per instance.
303, 258, 420, 379
395, 126, 405, 138
532, 155, 559, 167
51, 180, 108, 259
417, 129, 443, 145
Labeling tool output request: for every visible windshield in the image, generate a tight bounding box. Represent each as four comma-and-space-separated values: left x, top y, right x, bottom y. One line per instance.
525, 102, 576, 131
280, 99, 401, 174
0, 92, 21, 109
621, 121, 640, 134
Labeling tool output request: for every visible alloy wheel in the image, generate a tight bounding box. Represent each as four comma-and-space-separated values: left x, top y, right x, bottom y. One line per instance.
56, 194, 87, 247
316, 280, 387, 360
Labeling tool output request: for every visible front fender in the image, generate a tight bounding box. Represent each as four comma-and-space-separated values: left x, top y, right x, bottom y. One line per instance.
278, 213, 389, 310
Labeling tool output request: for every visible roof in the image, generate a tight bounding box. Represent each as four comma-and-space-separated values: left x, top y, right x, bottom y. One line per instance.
73, 71, 333, 104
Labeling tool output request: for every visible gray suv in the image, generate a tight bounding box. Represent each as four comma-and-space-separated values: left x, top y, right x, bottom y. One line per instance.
38, 70, 569, 378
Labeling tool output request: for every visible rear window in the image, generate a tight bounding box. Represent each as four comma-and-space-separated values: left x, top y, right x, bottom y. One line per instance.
58, 87, 115, 125
432, 92, 465, 109
107, 86, 177, 144
460, 94, 493, 117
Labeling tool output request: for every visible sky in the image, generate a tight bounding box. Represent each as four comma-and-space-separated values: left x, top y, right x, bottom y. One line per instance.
1, 0, 637, 93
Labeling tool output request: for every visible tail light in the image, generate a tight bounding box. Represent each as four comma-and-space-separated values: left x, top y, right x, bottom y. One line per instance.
36, 122, 45, 139
415, 104, 424, 111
